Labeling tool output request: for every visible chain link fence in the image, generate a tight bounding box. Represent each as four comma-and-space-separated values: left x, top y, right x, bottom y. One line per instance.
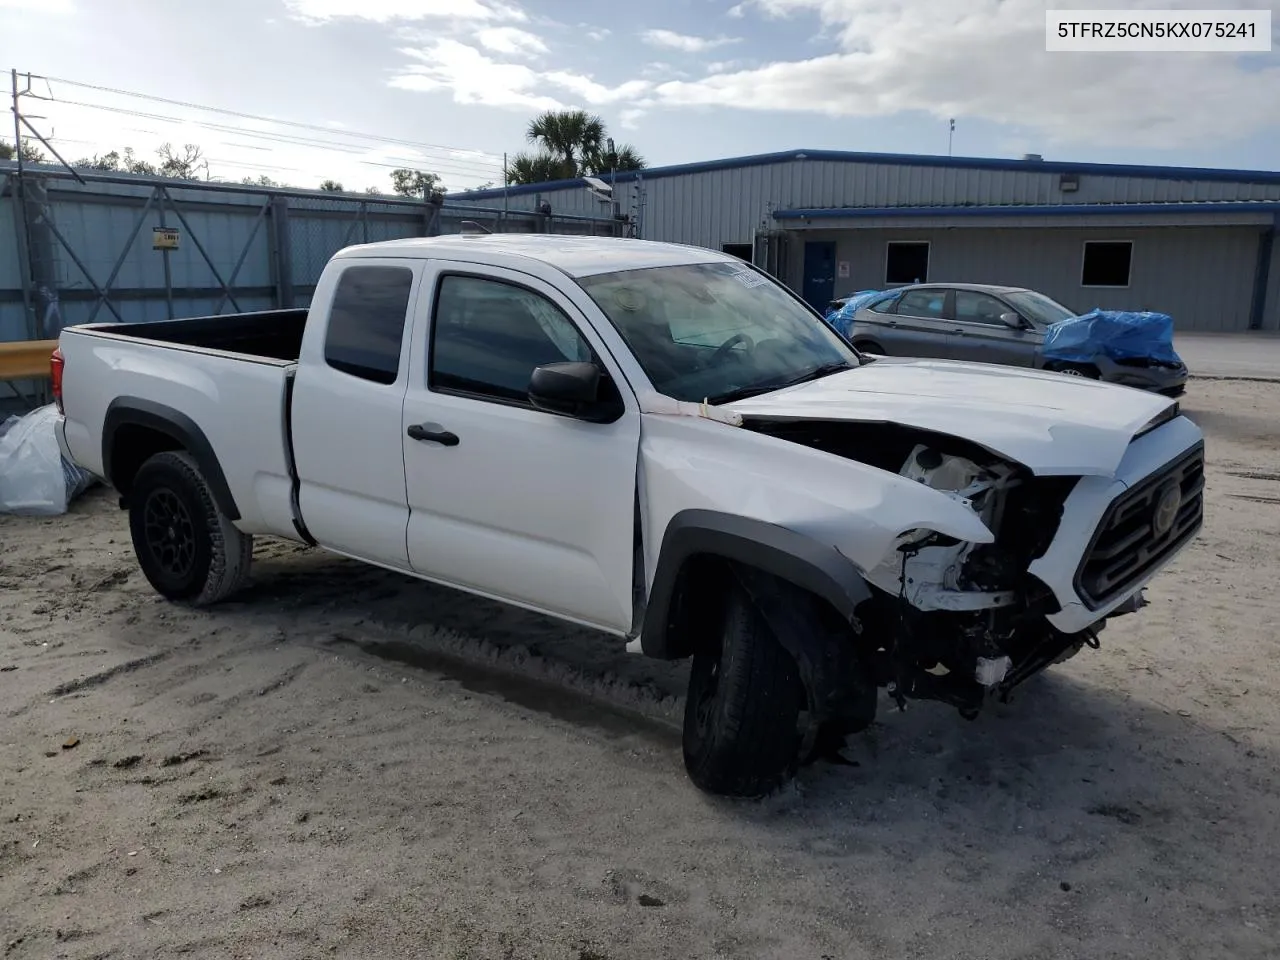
0, 164, 626, 407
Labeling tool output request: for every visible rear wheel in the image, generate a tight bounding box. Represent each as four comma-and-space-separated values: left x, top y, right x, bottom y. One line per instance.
682, 577, 806, 797
853, 339, 886, 355
127, 451, 253, 605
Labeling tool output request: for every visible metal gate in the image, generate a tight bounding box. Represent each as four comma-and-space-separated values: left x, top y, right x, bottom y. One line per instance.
1, 165, 625, 408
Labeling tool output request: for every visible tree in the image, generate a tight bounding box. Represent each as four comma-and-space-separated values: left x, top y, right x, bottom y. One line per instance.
505, 110, 645, 186
70, 147, 156, 176
319, 179, 344, 192
464, 181, 496, 192
586, 143, 645, 178
157, 143, 206, 180
0, 138, 47, 164
505, 152, 567, 186
390, 168, 443, 198
365, 185, 383, 196
242, 174, 284, 187
527, 109, 604, 174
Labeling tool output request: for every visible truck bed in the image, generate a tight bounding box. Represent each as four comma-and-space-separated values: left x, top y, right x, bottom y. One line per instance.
57, 311, 306, 540
87, 309, 309, 362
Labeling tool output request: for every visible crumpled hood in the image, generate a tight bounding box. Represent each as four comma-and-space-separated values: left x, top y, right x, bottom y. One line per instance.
724, 356, 1177, 477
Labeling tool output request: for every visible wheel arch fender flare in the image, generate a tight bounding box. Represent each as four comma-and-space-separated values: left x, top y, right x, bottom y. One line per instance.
103, 396, 240, 521
640, 508, 875, 661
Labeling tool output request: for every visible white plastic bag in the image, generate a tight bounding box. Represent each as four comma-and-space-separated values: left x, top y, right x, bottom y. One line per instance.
0, 404, 95, 515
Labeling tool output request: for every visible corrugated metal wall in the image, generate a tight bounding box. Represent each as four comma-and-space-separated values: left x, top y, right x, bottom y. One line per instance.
0, 168, 623, 346
787, 225, 1263, 333
455, 157, 1280, 250
452, 157, 1280, 333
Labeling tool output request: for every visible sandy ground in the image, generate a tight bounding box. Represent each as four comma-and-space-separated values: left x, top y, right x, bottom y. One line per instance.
2, 381, 1279, 960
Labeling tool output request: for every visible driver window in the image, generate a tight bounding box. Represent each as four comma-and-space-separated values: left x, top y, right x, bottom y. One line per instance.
955, 291, 1009, 325
430, 274, 594, 404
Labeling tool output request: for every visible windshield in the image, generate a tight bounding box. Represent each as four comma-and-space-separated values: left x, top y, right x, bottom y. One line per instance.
1005, 290, 1077, 327
577, 261, 858, 403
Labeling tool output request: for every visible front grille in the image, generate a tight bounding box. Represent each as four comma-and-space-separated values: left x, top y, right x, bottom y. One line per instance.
1075, 443, 1205, 609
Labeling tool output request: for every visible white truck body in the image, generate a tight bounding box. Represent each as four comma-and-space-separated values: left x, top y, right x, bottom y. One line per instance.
53, 234, 1205, 796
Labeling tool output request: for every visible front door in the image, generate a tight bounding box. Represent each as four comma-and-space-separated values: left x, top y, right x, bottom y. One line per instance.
947, 289, 1041, 366
400, 262, 641, 634
802, 241, 837, 311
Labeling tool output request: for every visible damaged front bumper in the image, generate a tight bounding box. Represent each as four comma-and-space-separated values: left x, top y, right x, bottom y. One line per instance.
1094, 355, 1188, 396
1029, 413, 1204, 634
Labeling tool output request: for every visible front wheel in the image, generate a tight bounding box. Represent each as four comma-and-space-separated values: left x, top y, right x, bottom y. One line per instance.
127, 450, 253, 606
682, 578, 805, 797
1050, 362, 1100, 379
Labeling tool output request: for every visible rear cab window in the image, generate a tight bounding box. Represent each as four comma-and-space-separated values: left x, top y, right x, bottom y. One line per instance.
323, 265, 415, 384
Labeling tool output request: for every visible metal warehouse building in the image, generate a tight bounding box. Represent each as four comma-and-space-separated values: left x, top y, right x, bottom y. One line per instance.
454, 150, 1280, 333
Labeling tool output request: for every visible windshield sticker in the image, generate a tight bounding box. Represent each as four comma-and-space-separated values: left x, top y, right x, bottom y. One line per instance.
731, 270, 768, 289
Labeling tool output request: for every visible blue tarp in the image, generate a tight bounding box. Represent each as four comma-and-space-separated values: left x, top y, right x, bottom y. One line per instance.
1042, 309, 1182, 366
823, 289, 894, 339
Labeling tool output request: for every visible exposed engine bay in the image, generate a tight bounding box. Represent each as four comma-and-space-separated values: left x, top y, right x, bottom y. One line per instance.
738, 418, 1146, 724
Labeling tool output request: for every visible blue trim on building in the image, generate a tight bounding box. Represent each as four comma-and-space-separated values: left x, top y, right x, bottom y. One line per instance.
455, 149, 1280, 202
772, 202, 1280, 220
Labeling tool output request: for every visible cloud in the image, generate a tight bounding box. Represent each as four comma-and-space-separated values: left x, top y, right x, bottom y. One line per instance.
640, 62, 691, 80
644, 0, 1280, 148
390, 39, 563, 110
283, 0, 525, 24
640, 29, 741, 53
618, 108, 647, 130
475, 26, 547, 56
585, 27, 610, 41
0, 0, 73, 10
390, 40, 650, 111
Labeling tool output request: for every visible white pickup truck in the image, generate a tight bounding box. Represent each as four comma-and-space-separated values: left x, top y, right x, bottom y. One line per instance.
51, 234, 1204, 797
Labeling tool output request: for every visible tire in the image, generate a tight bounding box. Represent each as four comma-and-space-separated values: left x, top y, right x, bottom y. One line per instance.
1051, 362, 1099, 379
682, 577, 806, 797
853, 340, 886, 355
127, 450, 253, 606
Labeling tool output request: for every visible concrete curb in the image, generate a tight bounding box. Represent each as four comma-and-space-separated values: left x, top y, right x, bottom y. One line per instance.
1189, 374, 1280, 384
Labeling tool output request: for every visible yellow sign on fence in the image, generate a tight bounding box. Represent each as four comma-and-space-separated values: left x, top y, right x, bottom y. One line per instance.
152, 227, 180, 250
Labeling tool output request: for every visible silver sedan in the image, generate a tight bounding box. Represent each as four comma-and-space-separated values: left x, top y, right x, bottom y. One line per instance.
831, 282, 1187, 397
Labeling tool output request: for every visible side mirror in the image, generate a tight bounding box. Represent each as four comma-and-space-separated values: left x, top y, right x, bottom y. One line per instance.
528, 361, 621, 423
999, 312, 1025, 329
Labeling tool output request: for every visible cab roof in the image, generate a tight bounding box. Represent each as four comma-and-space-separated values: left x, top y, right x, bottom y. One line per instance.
332, 234, 737, 279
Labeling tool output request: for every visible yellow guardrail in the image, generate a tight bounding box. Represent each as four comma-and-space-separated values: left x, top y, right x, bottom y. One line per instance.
0, 339, 58, 381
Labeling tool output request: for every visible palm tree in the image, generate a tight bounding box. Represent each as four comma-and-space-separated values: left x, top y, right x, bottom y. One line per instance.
585, 143, 645, 178
505, 110, 647, 186
525, 109, 605, 175
506, 150, 574, 186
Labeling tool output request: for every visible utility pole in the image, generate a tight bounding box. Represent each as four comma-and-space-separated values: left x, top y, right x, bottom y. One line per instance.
948, 118, 955, 157
502, 151, 508, 222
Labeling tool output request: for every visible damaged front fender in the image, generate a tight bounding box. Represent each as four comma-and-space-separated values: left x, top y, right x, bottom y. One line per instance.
637, 410, 995, 598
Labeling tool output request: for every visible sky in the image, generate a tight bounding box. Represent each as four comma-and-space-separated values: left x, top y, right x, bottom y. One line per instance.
1, 0, 1278, 193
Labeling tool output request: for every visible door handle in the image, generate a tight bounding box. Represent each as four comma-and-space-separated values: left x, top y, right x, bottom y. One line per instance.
952, 328, 965, 335
407, 423, 459, 446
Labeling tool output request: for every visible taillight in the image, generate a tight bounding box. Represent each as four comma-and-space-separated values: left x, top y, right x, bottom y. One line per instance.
50, 347, 65, 415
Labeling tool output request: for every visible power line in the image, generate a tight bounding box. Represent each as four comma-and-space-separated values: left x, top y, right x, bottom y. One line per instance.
31, 96, 506, 180
31, 73, 509, 170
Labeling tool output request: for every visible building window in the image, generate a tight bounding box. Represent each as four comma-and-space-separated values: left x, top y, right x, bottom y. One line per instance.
721, 243, 753, 262
885, 241, 929, 285
324, 265, 414, 384
1081, 241, 1133, 288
